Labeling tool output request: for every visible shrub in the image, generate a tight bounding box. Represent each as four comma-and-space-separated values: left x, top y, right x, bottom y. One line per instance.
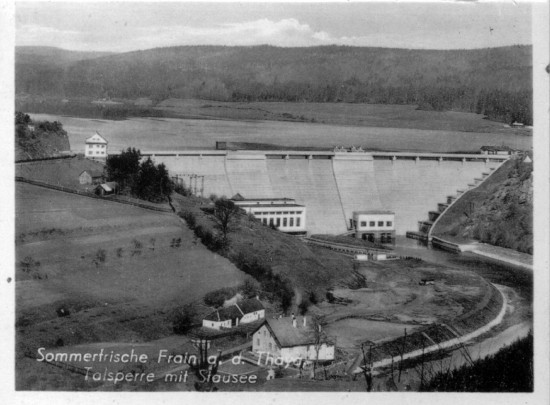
298, 299, 310, 315
204, 287, 239, 307
171, 305, 196, 335
180, 211, 197, 228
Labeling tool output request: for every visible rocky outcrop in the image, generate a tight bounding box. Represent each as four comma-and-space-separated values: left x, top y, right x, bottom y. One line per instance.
15, 113, 71, 161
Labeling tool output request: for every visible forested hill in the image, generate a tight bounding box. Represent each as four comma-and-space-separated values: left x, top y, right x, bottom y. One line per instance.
16, 45, 533, 124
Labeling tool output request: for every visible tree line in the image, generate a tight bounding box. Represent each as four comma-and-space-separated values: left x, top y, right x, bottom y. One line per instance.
16, 45, 533, 125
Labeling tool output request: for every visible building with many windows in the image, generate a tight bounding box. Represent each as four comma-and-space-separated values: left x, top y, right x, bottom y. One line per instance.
231, 195, 307, 235
352, 210, 395, 243
85, 132, 108, 159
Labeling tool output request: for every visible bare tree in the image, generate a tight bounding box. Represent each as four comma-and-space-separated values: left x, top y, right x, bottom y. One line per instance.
212, 199, 240, 242
310, 314, 328, 379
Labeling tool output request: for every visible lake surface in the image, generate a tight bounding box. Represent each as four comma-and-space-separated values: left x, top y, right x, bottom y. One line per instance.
30, 114, 532, 154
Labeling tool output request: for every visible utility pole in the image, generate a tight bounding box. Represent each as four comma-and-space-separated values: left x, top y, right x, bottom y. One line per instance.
398, 328, 406, 383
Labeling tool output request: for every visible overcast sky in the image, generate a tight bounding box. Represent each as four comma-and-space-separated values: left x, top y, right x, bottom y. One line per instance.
15, 1, 534, 52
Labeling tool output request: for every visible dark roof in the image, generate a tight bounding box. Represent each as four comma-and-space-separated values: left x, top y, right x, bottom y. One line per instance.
265, 317, 319, 348
203, 305, 242, 322
236, 298, 264, 314
203, 298, 263, 322
480, 145, 513, 151
80, 169, 104, 178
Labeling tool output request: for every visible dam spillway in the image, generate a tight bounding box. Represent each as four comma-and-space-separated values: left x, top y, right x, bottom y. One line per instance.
145, 150, 506, 235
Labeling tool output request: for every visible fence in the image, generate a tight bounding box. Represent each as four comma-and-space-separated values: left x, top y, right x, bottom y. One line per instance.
15, 154, 78, 164
16, 176, 173, 213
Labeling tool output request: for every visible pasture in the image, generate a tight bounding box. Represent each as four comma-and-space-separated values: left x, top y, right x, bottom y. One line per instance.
15, 183, 246, 376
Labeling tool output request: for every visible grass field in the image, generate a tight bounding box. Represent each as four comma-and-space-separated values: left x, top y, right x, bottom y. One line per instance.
16, 157, 105, 191
15, 183, 247, 389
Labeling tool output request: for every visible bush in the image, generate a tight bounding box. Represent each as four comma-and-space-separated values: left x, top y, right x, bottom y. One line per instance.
171, 305, 196, 335
204, 287, 239, 307
298, 299, 310, 315
180, 211, 197, 228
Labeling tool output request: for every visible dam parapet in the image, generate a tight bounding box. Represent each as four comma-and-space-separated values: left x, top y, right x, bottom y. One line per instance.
141, 149, 509, 235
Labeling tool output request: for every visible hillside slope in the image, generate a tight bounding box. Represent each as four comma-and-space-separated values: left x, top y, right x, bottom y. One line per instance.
15, 112, 71, 160
432, 157, 533, 254
16, 45, 533, 124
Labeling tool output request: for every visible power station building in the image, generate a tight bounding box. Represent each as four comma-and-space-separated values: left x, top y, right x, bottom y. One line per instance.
352, 210, 395, 243
231, 195, 307, 235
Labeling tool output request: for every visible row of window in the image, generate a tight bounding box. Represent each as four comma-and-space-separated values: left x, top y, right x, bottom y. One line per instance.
88, 150, 106, 155
262, 217, 301, 228
253, 211, 303, 215
359, 221, 392, 227
89, 144, 106, 148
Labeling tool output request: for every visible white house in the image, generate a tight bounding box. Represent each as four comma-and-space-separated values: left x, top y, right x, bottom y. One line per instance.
352, 210, 395, 243
202, 298, 265, 330
85, 132, 108, 159
252, 316, 335, 363
231, 195, 307, 235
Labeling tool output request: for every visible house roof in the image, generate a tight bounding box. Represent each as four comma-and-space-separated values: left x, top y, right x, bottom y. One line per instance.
264, 317, 320, 348
203, 298, 264, 322
85, 131, 108, 144
80, 169, 104, 178
96, 182, 118, 192
203, 305, 242, 322
236, 298, 264, 314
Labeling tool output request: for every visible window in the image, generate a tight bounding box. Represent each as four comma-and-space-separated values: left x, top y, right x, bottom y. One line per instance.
262, 218, 267, 225
290, 218, 294, 227
378, 221, 384, 226
253, 211, 260, 215
283, 218, 287, 227
276, 212, 282, 215
257, 339, 260, 346
296, 217, 301, 227
369, 221, 375, 227
386, 221, 392, 227
276, 218, 280, 227
360, 221, 367, 227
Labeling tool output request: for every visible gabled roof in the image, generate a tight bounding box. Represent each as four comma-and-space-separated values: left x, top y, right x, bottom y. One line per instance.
203, 305, 243, 322
85, 131, 108, 144
264, 317, 320, 348
236, 298, 264, 314
203, 298, 263, 322
96, 182, 118, 192
80, 169, 104, 178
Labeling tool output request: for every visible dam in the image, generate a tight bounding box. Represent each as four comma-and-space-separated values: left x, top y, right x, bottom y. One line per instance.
144, 150, 508, 235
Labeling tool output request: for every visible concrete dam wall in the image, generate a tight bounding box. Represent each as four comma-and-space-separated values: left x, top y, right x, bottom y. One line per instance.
149, 151, 503, 235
